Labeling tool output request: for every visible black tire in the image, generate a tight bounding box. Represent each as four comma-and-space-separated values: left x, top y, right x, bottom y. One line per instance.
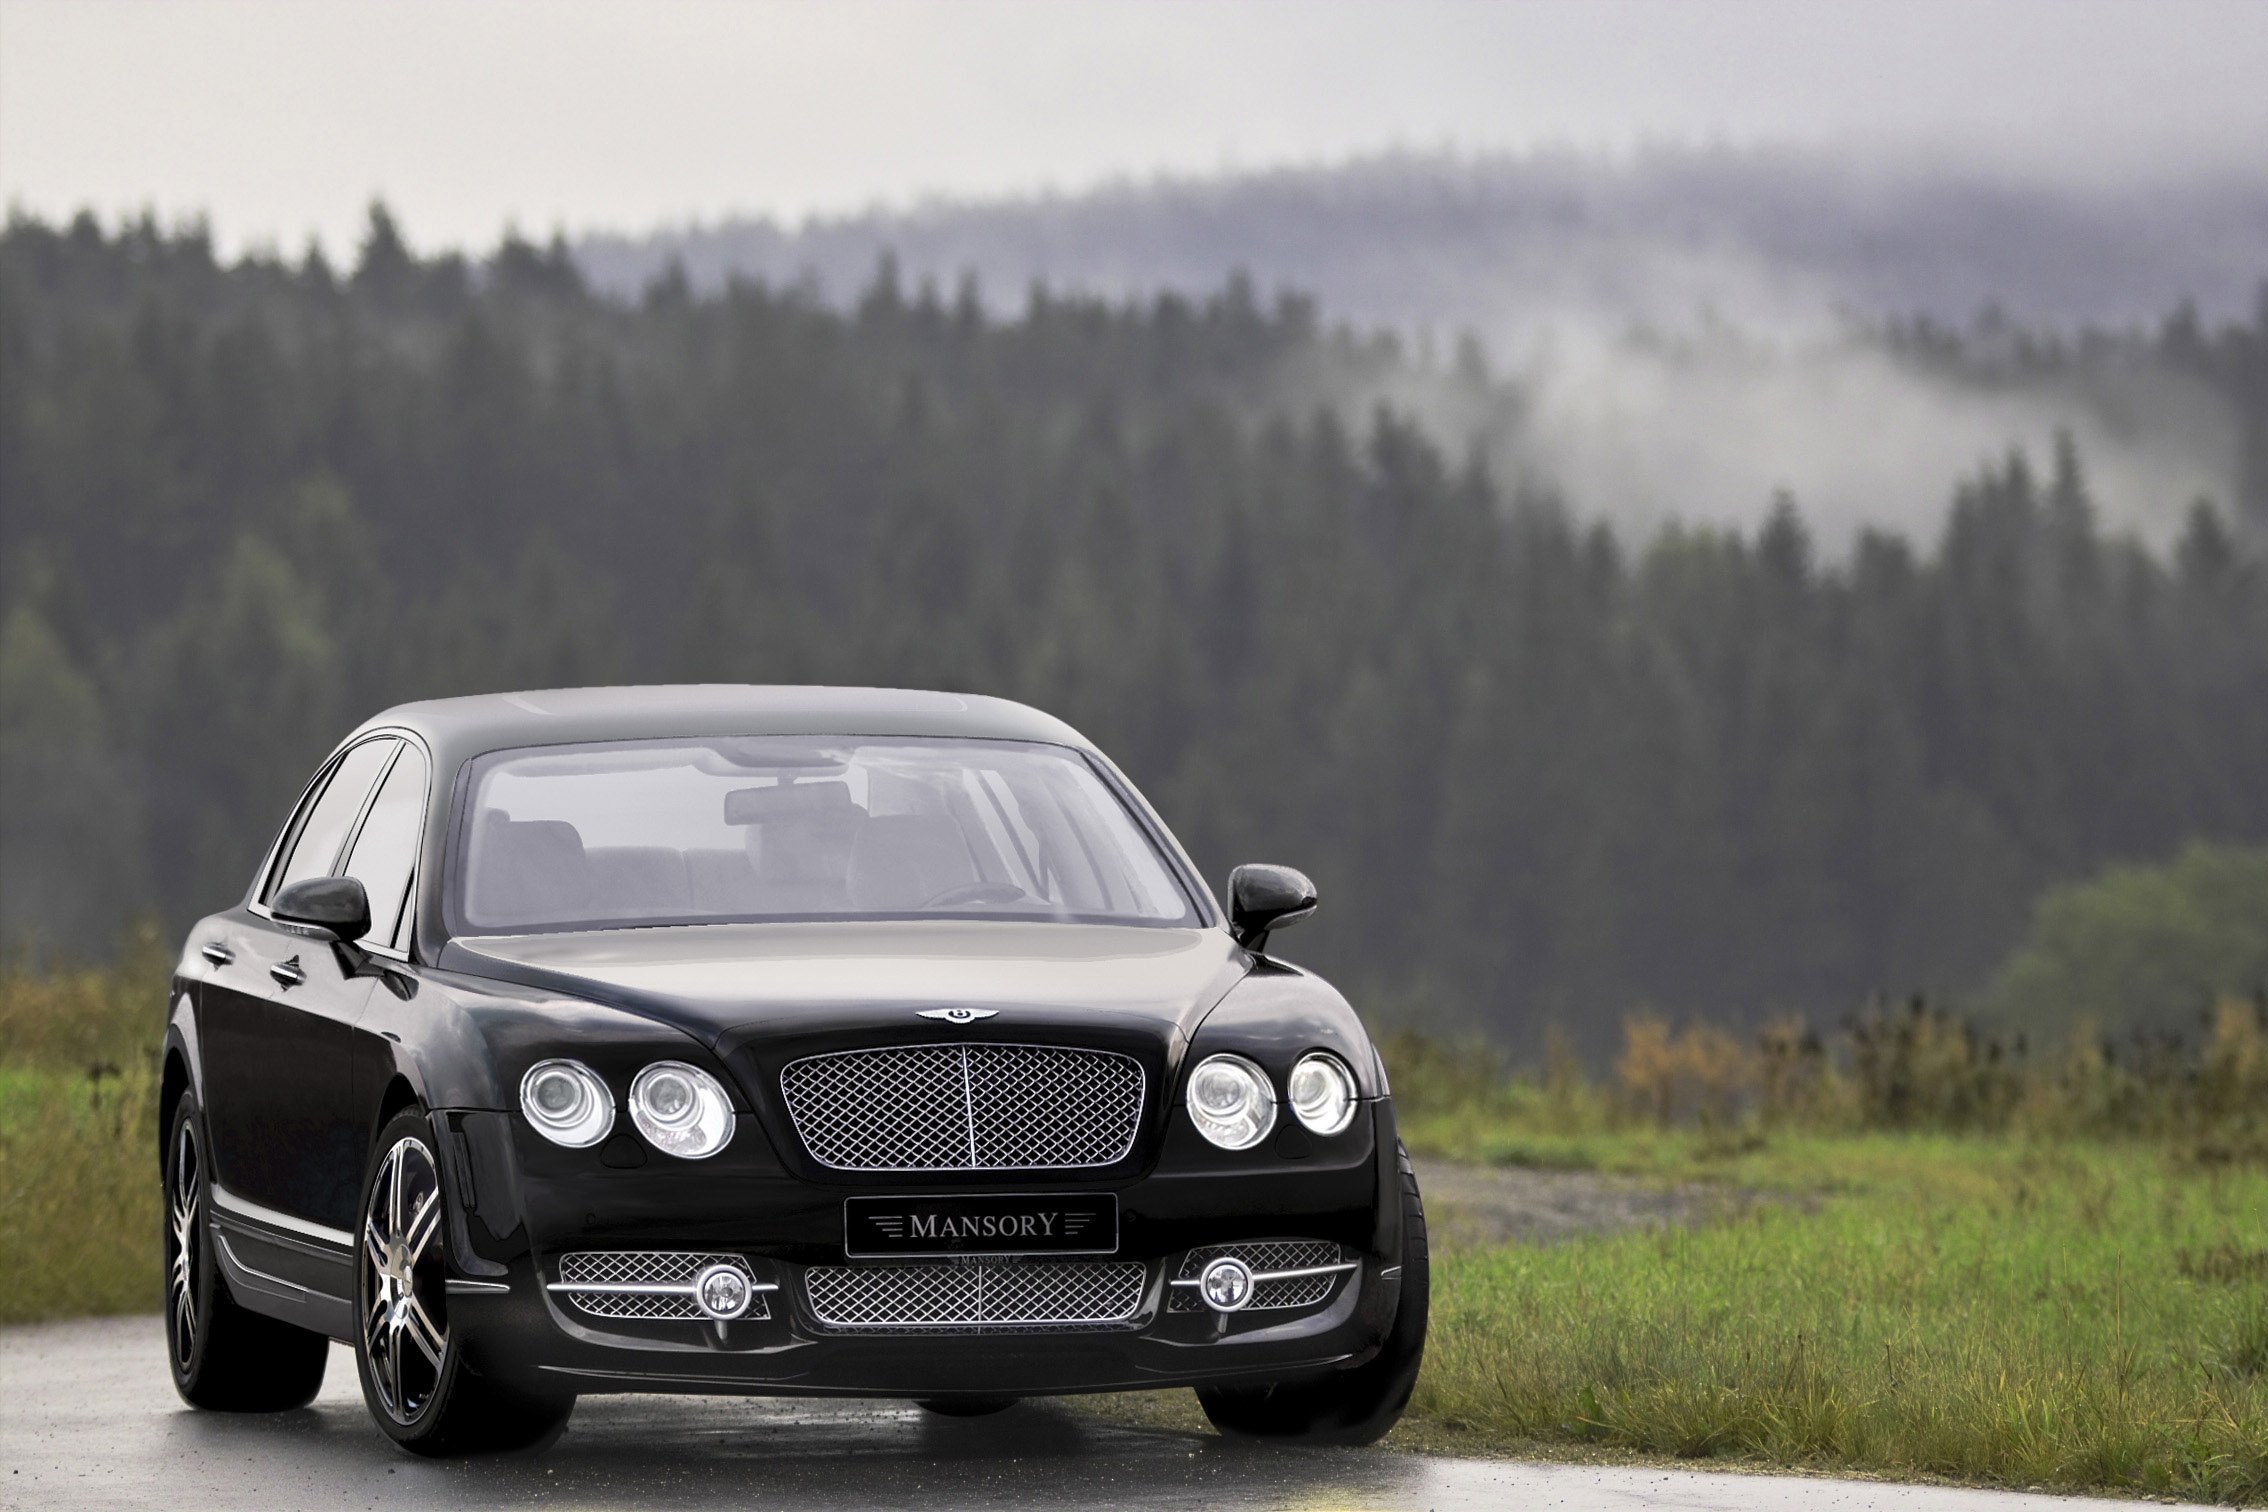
353, 1107, 573, 1456
162, 1093, 331, 1411
1196, 1142, 1429, 1445
915, 1396, 1021, 1417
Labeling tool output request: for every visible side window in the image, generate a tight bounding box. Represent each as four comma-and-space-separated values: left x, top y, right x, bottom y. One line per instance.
267, 739, 399, 901
341, 745, 429, 950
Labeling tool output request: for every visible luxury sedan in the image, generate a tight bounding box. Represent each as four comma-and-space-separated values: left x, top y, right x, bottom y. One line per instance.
161, 685, 1427, 1454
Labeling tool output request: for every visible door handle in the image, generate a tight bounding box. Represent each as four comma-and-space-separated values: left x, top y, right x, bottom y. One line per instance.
201, 942, 235, 967
269, 956, 306, 989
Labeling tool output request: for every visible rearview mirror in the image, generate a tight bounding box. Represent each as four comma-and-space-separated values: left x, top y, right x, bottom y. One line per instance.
272, 875, 372, 943
1227, 864, 1317, 953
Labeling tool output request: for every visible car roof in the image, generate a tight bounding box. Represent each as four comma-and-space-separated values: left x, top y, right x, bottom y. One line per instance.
343, 685, 1097, 773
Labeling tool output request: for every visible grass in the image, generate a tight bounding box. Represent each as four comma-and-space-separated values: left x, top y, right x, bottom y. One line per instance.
0, 1064, 160, 1323
1365, 1015, 2268, 1503
1411, 1134, 2268, 1504
0, 931, 168, 1324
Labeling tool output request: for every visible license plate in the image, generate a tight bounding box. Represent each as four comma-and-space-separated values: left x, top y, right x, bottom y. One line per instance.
843, 1193, 1118, 1258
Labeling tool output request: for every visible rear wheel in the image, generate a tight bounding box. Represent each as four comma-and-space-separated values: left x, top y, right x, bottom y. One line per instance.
1196, 1142, 1429, 1445
162, 1094, 330, 1410
354, 1107, 573, 1456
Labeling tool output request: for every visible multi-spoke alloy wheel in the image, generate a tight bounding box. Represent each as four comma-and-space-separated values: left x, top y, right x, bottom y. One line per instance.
166, 1119, 200, 1371
361, 1135, 450, 1423
353, 1106, 574, 1455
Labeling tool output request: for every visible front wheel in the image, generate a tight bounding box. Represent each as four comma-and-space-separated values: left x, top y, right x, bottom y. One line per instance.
162, 1093, 330, 1410
354, 1107, 572, 1456
1196, 1142, 1429, 1445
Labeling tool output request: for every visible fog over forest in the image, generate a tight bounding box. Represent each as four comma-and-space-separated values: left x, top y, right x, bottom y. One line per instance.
582, 148, 2268, 552
5, 207, 2264, 1055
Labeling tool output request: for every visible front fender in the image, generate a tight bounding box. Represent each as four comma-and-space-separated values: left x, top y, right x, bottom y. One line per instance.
370, 966, 730, 1114
1183, 958, 1382, 1098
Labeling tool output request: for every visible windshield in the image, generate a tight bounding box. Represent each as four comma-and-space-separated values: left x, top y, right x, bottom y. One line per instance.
449, 736, 1199, 933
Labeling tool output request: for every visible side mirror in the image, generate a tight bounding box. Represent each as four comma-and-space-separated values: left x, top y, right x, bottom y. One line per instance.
1227, 864, 1317, 954
272, 875, 372, 943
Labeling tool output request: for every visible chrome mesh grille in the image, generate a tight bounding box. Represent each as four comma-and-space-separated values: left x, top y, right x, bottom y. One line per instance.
1170, 1240, 1346, 1313
780, 1043, 1143, 1171
804, 1260, 1146, 1331
556, 1250, 769, 1321
573, 1290, 707, 1321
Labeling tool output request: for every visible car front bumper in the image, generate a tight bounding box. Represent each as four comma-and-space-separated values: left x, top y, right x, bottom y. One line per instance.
437, 1100, 1407, 1399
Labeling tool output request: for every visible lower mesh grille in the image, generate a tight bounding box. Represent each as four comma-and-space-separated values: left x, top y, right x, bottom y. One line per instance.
804, 1260, 1146, 1331
1169, 1240, 1347, 1313
556, 1250, 769, 1321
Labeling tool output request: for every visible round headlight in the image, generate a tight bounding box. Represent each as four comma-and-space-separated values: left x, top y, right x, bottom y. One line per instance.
1185, 1053, 1277, 1150
628, 1060, 734, 1159
520, 1059, 614, 1148
1288, 1051, 1358, 1136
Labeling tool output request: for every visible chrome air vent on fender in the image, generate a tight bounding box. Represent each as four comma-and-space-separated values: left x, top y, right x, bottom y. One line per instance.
778, 1043, 1144, 1171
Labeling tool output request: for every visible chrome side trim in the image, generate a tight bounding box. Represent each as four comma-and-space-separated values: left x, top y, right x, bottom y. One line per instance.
543, 1280, 779, 1296
209, 1182, 355, 1250
215, 1232, 339, 1301
445, 1279, 511, 1295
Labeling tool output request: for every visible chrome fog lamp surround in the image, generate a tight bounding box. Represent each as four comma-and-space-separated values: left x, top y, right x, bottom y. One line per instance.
1288, 1051, 1358, 1136
519, 1059, 615, 1148
1199, 1256, 1255, 1312
629, 1060, 735, 1159
693, 1263, 753, 1320
1185, 1053, 1277, 1150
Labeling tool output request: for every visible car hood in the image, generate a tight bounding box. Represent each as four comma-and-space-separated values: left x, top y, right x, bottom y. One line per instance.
437, 920, 1251, 1055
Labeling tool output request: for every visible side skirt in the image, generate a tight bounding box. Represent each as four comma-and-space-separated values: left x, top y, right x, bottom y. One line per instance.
209, 1182, 357, 1340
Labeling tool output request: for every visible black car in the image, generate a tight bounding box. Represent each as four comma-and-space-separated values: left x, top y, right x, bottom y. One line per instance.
161, 686, 1427, 1454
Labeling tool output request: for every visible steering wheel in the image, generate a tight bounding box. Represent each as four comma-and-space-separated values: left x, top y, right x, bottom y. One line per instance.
920, 881, 1032, 908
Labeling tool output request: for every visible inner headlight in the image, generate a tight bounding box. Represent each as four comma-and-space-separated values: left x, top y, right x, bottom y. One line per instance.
1185, 1053, 1277, 1150
1288, 1051, 1358, 1136
628, 1061, 735, 1159
520, 1059, 614, 1148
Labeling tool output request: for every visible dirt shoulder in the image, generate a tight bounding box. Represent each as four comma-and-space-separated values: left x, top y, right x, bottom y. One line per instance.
1412, 1156, 1799, 1249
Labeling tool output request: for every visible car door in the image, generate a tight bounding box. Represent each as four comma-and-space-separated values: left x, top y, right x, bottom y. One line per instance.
200, 736, 397, 1233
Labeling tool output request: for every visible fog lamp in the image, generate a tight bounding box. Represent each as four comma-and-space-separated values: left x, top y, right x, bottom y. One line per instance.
1199, 1256, 1255, 1313
694, 1263, 752, 1320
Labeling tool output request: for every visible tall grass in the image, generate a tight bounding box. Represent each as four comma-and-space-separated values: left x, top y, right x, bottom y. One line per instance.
0, 930, 169, 1322
0, 1065, 161, 1322
1387, 995, 2268, 1158
1385, 1010, 2268, 1503
1415, 1142, 2268, 1503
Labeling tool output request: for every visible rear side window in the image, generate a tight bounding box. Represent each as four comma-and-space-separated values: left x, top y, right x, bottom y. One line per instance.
267, 739, 399, 901
341, 744, 429, 949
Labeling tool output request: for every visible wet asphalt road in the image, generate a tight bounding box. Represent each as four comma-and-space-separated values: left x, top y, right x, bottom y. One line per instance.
3, 1318, 2136, 1512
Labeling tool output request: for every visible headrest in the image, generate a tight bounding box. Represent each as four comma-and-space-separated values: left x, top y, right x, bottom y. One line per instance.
723, 781, 859, 825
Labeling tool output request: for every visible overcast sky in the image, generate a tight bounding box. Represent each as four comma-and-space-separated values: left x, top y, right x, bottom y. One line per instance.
4, 0, 2266, 258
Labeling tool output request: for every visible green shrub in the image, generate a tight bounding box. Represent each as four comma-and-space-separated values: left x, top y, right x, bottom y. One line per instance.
1985, 842, 2268, 1042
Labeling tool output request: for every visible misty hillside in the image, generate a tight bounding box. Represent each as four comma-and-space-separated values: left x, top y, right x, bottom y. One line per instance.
580, 149, 2268, 548
7, 214, 2267, 1054
577, 147, 2268, 332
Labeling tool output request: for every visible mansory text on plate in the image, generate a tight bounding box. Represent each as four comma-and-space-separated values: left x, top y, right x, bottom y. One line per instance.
161, 686, 1427, 1454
